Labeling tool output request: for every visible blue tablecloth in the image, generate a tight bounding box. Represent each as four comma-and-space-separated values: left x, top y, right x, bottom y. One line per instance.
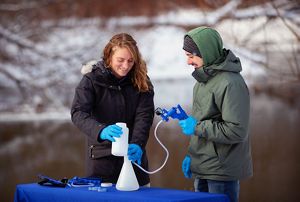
14, 183, 229, 202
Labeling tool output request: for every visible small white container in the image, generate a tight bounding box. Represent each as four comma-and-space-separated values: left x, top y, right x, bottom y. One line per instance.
111, 122, 129, 156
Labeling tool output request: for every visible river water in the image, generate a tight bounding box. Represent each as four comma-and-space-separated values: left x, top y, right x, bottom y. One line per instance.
1, 79, 299, 202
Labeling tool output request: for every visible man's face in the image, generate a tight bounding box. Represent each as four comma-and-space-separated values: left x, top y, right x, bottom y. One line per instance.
185, 51, 203, 69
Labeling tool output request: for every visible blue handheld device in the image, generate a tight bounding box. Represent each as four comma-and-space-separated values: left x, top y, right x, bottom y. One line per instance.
155, 104, 188, 122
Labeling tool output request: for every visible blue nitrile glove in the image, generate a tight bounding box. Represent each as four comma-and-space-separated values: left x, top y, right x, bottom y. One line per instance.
128, 144, 143, 165
182, 155, 192, 178
178, 116, 197, 135
99, 124, 122, 142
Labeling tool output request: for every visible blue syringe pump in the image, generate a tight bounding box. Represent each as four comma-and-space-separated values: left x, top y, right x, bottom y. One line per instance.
155, 104, 188, 122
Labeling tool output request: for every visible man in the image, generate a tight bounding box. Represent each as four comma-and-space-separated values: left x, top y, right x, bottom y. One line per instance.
178, 27, 253, 202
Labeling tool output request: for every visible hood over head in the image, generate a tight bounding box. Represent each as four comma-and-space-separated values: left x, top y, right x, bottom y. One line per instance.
185, 27, 242, 82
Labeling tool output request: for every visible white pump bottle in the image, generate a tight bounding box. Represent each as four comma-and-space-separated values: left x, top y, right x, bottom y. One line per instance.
111, 122, 129, 156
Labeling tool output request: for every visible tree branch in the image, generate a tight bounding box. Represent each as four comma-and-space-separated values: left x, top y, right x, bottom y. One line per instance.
270, 0, 300, 41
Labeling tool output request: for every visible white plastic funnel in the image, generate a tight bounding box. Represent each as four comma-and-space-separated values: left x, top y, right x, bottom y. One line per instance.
116, 155, 139, 191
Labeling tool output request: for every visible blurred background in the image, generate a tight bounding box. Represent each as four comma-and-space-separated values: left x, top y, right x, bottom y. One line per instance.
0, 0, 299, 201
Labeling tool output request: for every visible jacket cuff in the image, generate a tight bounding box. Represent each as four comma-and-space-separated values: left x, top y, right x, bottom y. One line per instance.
93, 124, 106, 142
196, 121, 208, 138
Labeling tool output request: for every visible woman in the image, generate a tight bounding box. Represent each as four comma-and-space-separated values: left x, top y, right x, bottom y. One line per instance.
71, 33, 154, 186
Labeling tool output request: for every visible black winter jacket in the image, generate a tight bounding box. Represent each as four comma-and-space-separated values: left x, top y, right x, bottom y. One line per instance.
71, 61, 154, 185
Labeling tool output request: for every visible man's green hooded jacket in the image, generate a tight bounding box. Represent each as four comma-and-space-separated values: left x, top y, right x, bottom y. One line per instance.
186, 27, 253, 180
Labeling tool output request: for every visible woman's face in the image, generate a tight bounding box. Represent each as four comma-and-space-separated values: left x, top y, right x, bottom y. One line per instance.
110, 46, 134, 78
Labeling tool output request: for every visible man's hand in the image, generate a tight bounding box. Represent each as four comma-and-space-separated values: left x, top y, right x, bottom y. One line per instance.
179, 116, 197, 135
182, 155, 192, 178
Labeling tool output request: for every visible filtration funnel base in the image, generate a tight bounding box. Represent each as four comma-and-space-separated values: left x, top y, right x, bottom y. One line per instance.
116, 156, 139, 191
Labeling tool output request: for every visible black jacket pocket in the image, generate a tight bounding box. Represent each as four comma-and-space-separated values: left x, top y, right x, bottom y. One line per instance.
89, 143, 111, 159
